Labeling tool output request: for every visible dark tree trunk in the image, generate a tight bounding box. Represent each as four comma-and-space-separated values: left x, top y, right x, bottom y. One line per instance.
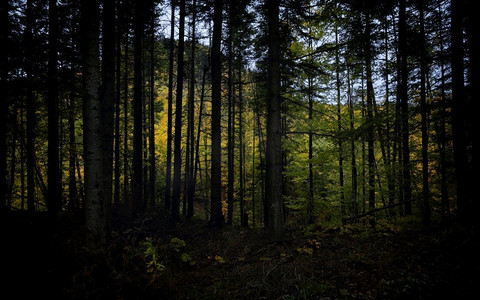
68, 29, 78, 210
26, 0, 36, 213
165, 0, 175, 212
68, 83, 78, 211
210, 0, 225, 227
364, 11, 376, 225
399, 0, 412, 215
123, 26, 130, 209
419, 1, 430, 225
172, 0, 186, 222
266, 0, 284, 240
239, 59, 246, 227
150, 4, 156, 210
193, 65, 208, 217
0, 0, 8, 213
113, 0, 122, 208
186, 0, 197, 219
437, 10, 449, 218
335, 25, 345, 216
347, 66, 358, 216
101, 0, 115, 235
81, 0, 105, 249
227, 1, 234, 225
451, 0, 470, 223
133, 0, 145, 215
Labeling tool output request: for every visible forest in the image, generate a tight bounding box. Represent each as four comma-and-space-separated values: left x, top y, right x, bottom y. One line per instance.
1, 0, 478, 298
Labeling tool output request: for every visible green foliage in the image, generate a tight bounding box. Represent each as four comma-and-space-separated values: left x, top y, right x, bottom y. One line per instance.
170, 237, 186, 252
142, 238, 166, 282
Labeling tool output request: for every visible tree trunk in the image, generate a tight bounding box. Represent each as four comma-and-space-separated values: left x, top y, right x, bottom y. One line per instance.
26, 0, 35, 213
239, 59, 246, 227
150, 5, 156, 210
364, 11, 376, 226
81, 0, 105, 249
172, 0, 186, 222
399, 0, 412, 215
451, 0, 470, 223
113, 0, 121, 208
347, 66, 358, 216
123, 26, 130, 209
0, 0, 8, 213
266, 0, 284, 240
419, 1, 430, 225
227, 1, 234, 225
335, 25, 345, 216
101, 0, 115, 235
165, 0, 175, 212
210, 0, 225, 227
133, 0, 145, 215
186, 0, 197, 219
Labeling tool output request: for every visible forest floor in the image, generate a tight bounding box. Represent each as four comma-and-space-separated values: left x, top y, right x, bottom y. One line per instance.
3, 211, 479, 299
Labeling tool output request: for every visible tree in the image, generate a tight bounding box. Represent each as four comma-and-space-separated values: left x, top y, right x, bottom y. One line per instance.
398, 0, 412, 215
266, 0, 284, 240
0, 0, 8, 213
101, 0, 115, 232
227, 0, 235, 226
149, 2, 156, 211
47, 0, 61, 220
25, 0, 36, 213
133, 0, 145, 215
450, 0, 470, 223
186, 0, 197, 219
419, 0, 430, 225
81, 0, 105, 249
165, 0, 175, 212
172, 0, 186, 222
210, 0, 225, 227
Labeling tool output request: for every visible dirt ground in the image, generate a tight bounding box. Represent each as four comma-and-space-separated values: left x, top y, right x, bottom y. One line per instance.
3, 212, 479, 299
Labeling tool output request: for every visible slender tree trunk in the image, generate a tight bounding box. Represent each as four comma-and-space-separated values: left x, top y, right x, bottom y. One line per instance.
360, 76, 366, 214
165, 0, 175, 212
68, 99, 77, 210
419, 1, 430, 225
364, 11, 376, 225
186, 0, 197, 219
101, 0, 115, 236
399, 0, 412, 215
306, 22, 314, 224
266, 0, 284, 240
383, 14, 395, 216
227, 2, 234, 225
1, 0, 8, 213
123, 27, 130, 209
133, 0, 145, 215
239, 59, 246, 227
451, 0, 470, 223
150, 5, 156, 210
252, 116, 256, 228
347, 66, 358, 216
26, 0, 36, 213
437, 11, 449, 218
210, 0, 225, 227
172, 0, 186, 222
7, 101, 17, 210
114, 0, 121, 208
193, 65, 207, 208
21, 106, 25, 211
308, 74, 314, 224
68, 61, 78, 210
335, 25, 345, 216
81, 0, 105, 249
